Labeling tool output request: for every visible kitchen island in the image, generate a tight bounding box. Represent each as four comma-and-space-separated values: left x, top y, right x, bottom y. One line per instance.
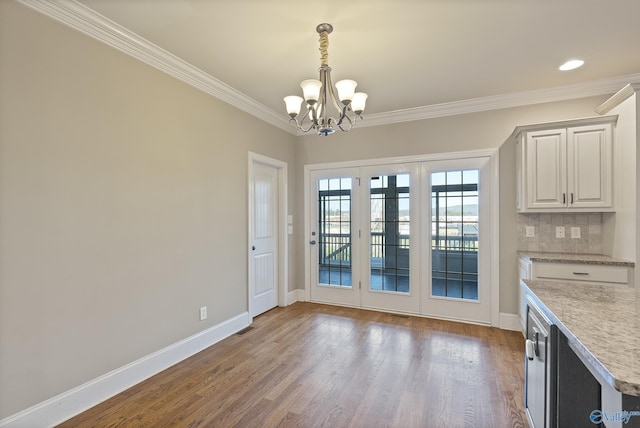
522, 279, 640, 427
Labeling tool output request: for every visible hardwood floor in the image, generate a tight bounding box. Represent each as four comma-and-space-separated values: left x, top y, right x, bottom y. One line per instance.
57, 303, 527, 428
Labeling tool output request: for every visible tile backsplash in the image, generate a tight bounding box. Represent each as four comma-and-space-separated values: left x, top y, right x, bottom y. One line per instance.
517, 213, 602, 254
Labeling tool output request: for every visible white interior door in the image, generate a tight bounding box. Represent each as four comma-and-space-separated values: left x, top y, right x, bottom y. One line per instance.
249, 161, 279, 317
421, 157, 492, 324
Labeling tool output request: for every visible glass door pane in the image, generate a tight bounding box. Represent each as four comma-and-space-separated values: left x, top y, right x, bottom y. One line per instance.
431, 169, 479, 300
318, 177, 352, 287
369, 174, 411, 293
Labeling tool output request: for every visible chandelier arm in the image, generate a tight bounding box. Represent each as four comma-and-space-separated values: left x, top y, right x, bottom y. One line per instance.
337, 102, 362, 129
318, 67, 331, 131
292, 109, 317, 133
291, 116, 316, 134
323, 67, 344, 114
308, 108, 320, 131
308, 104, 318, 125
289, 117, 303, 130
337, 123, 352, 132
299, 120, 316, 133
299, 107, 312, 127
337, 113, 354, 132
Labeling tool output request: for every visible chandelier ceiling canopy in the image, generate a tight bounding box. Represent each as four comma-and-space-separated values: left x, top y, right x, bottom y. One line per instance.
284, 23, 368, 136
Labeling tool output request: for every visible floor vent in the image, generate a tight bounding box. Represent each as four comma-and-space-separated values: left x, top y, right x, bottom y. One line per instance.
236, 326, 254, 335
391, 313, 411, 319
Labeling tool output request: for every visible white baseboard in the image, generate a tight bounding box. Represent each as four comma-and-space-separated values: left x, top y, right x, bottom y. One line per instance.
0, 312, 251, 428
499, 312, 523, 332
286, 289, 305, 305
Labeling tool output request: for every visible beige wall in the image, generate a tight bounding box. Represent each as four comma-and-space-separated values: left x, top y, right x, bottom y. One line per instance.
0, 2, 296, 419
295, 96, 611, 318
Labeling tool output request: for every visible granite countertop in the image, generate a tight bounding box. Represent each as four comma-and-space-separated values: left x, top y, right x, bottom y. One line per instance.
522, 279, 640, 396
519, 251, 635, 267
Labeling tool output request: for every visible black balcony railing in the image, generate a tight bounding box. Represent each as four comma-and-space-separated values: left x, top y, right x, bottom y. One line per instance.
319, 232, 478, 266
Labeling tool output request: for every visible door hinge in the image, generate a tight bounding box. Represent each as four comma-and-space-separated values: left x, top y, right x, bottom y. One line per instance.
359, 281, 362, 289
356, 177, 361, 186
359, 230, 361, 238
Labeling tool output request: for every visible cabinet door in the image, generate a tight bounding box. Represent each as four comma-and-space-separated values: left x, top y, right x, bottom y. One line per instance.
518, 258, 532, 331
567, 123, 613, 209
525, 128, 567, 209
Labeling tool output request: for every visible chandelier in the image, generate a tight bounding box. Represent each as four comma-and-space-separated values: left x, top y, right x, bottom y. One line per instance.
283, 23, 368, 136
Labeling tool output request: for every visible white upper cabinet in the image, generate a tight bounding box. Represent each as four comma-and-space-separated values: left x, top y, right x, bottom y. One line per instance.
524, 128, 567, 210
516, 116, 616, 212
567, 124, 613, 209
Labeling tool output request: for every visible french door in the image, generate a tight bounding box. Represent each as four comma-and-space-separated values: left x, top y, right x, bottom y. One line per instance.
307, 155, 494, 324
359, 164, 420, 313
309, 164, 420, 313
421, 158, 491, 323
309, 168, 361, 307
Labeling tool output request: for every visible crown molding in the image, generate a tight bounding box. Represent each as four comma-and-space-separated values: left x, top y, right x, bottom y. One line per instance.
360, 73, 640, 128
17, 0, 640, 136
595, 83, 640, 114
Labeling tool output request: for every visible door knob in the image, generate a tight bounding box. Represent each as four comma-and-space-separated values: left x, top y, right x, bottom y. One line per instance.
251, 246, 256, 251
309, 240, 316, 245
525, 339, 535, 360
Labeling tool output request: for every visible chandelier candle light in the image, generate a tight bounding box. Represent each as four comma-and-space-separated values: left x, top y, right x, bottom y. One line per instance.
284, 23, 368, 136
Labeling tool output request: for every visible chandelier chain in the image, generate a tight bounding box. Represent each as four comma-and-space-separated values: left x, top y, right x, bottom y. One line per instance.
319, 31, 329, 67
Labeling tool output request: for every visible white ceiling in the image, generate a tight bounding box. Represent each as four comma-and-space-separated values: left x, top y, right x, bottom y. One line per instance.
26, 0, 640, 132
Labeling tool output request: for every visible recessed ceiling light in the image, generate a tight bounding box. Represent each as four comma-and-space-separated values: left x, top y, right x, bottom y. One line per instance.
559, 59, 584, 71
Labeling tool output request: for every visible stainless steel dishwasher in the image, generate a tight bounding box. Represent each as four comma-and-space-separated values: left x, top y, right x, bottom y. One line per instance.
525, 297, 557, 428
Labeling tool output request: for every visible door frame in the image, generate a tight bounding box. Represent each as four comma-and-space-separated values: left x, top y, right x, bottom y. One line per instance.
248, 152, 288, 319
304, 149, 500, 326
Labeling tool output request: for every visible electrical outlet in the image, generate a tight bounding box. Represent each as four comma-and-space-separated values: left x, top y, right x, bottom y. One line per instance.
555, 226, 565, 239
199, 306, 207, 321
571, 227, 581, 239
525, 226, 535, 238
